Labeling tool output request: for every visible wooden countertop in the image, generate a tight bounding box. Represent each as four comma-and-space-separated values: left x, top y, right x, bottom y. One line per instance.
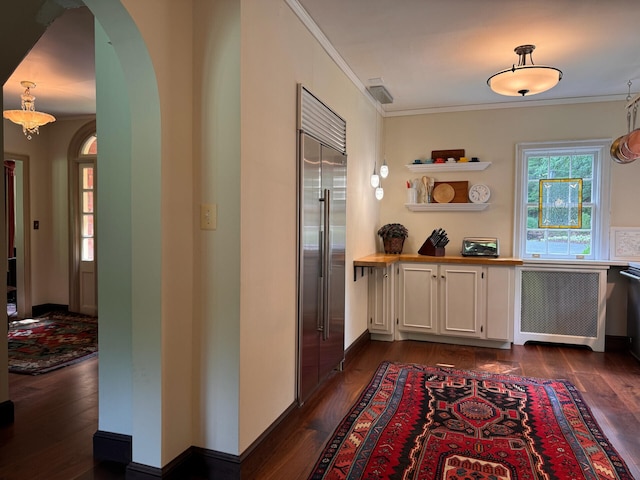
354, 253, 523, 267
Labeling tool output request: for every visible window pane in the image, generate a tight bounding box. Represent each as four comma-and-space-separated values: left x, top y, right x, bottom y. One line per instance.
582, 179, 592, 202
547, 230, 569, 255
81, 135, 98, 155
83, 192, 93, 213
83, 167, 94, 190
549, 155, 571, 178
526, 229, 547, 254
526, 206, 539, 229
82, 238, 94, 261
570, 230, 591, 255
82, 214, 94, 237
527, 180, 539, 203
527, 156, 548, 179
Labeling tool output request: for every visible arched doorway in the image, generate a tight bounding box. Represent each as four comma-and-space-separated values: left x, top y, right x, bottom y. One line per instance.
68, 120, 98, 316
1, 0, 163, 470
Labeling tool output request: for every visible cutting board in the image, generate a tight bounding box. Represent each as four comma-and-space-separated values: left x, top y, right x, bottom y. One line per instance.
431, 149, 465, 162
433, 181, 468, 203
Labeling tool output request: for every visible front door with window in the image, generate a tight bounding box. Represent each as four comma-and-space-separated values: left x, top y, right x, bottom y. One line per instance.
79, 163, 96, 315
70, 131, 98, 316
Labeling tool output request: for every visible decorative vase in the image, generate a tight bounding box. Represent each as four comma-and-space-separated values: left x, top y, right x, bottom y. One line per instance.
383, 237, 405, 254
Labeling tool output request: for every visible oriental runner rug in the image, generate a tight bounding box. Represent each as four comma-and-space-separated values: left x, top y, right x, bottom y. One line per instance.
8, 311, 97, 375
309, 361, 634, 480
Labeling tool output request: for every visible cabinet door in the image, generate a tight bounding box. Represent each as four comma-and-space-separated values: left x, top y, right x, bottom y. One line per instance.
398, 263, 438, 333
439, 264, 485, 338
486, 266, 514, 341
368, 266, 394, 334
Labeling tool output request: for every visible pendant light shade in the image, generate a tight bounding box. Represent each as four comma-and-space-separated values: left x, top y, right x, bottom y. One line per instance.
379, 158, 389, 178
370, 161, 380, 188
3, 81, 56, 139
375, 186, 384, 200
487, 45, 562, 97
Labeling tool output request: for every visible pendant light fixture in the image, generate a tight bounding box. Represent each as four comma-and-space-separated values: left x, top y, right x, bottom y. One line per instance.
3, 81, 56, 140
380, 158, 389, 178
370, 161, 380, 188
487, 45, 562, 97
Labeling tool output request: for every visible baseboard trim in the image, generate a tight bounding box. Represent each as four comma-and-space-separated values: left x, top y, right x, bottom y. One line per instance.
605, 334, 630, 352
190, 447, 241, 479
0, 400, 15, 427
93, 430, 132, 464
345, 329, 370, 364
93, 334, 375, 479
32, 303, 68, 317
126, 448, 194, 480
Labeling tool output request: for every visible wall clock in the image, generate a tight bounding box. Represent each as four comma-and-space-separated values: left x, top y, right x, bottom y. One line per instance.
468, 184, 491, 203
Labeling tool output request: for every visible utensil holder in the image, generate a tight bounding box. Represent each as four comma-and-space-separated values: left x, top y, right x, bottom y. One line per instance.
418, 240, 445, 256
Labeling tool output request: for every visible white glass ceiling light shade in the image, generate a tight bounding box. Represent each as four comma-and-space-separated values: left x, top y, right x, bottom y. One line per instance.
3, 81, 56, 140
370, 161, 380, 188
375, 186, 384, 200
487, 45, 562, 97
379, 158, 389, 178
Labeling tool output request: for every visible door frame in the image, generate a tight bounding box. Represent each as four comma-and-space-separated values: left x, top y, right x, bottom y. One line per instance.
68, 120, 97, 314
4, 152, 32, 319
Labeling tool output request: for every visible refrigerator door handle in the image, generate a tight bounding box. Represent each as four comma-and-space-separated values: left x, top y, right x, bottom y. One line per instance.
322, 188, 331, 340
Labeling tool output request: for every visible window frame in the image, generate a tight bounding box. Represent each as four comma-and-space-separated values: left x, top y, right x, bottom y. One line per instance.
514, 139, 611, 261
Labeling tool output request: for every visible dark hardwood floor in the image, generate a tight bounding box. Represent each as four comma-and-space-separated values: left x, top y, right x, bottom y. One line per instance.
2, 340, 639, 479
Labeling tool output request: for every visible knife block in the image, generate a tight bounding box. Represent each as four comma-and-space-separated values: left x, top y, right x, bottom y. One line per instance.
418, 240, 445, 256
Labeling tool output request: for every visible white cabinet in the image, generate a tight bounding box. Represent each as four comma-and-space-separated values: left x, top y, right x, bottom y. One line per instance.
397, 263, 438, 333
440, 264, 486, 338
363, 258, 515, 348
485, 266, 514, 341
398, 263, 485, 338
367, 265, 395, 337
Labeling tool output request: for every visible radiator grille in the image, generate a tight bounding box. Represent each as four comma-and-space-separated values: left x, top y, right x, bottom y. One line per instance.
520, 270, 599, 338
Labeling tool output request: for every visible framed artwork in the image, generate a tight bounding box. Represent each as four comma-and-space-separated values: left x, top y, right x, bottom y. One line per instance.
610, 227, 640, 261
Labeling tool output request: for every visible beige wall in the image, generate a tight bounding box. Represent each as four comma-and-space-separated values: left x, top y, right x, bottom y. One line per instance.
237, 0, 378, 453
4, 116, 93, 308
383, 102, 640, 256
383, 102, 640, 335
190, 0, 380, 456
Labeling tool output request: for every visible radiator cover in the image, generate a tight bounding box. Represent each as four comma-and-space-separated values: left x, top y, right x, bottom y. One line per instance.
515, 266, 607, 351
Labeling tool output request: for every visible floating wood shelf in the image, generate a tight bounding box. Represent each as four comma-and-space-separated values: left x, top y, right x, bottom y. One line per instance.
405, 162, 491, 173
405, 203, 489, 212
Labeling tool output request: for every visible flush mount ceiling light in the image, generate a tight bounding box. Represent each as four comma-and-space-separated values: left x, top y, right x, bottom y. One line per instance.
3, 81, 56, 140
487, 44, 563, 97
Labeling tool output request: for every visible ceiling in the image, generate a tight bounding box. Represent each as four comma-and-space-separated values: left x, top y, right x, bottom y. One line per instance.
3, 1, 640, 118
2, 6, 94, 119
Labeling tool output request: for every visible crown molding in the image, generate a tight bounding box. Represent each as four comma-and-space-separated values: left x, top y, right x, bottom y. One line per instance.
285, 0, 383, 115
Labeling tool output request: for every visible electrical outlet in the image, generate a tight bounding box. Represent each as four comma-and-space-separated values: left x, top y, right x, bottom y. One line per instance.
200, 204, 216, 230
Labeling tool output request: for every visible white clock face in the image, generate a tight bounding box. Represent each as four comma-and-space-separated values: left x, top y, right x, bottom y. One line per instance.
469, 184, 490, 203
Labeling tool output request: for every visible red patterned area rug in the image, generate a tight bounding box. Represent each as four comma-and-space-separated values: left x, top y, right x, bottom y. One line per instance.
8, 311, 97, 375
309, 361, 634, 480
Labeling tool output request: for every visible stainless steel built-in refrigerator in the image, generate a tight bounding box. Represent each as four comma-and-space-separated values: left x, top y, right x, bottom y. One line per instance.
297, 131, 347, 404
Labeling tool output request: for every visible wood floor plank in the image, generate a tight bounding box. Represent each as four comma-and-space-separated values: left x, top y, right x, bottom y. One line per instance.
2, 339, 639, 479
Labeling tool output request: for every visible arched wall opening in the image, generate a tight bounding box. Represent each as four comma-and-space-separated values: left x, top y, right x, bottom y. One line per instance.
1, 0, 165, 469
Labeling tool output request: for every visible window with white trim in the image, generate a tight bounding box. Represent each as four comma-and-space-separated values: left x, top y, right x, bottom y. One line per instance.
514, 140, 610, 260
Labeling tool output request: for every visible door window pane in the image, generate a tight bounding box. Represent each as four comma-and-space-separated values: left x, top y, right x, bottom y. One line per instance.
80, 165, 94, 262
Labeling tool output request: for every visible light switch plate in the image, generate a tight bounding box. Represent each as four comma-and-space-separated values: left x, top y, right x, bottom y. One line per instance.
200, 204, 216, 230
